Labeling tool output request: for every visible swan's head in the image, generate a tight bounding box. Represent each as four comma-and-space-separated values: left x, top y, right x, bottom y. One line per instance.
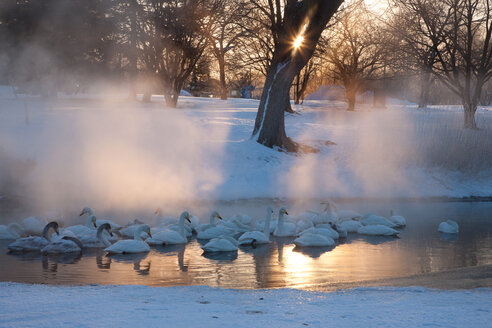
321, 200, 337, 212
279, 207, 288, 215
47, 221, 60, 234
142, 224, 152, 238
154, 208, 162, 215
180, 211, 192, 223
97, 223, 113, 237
211, 211, 223, 220
79, 207, 92, 216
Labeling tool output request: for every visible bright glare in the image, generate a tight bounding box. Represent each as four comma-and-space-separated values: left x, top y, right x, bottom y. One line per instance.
293, 35, 304, 49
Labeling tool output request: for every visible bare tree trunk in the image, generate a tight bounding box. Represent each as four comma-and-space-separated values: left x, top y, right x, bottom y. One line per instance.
463, 103, 478, 129
285, 93, 295, 113
142, 91, 152, 102
294, 74, 300, 105
418, 47, 436, 109
418, 73, 432, 108
218, 55, 227, 100
165, 88, 179, 108
251, 0, 343, 151
128, 0, 138, 101
346, 86, 357, 111
253, 60, 296, 151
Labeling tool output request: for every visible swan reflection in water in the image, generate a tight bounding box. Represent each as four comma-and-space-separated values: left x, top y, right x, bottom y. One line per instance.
293, 245, 335, 258
42, 252, 83, 273
272, 236, 296, 263
108, 253, 151, 275
154, 244, 188, 272
439, 233, 459, 242
350, 235, 400, 246
202, 250, 238, 261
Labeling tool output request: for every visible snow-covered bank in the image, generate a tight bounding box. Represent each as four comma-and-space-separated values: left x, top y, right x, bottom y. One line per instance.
0, 283, 490, 327
1, 92, 492, 216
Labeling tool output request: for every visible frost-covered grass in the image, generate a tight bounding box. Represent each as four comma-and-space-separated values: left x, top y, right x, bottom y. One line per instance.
363, 106, 492, 174
0, 283, 491, 328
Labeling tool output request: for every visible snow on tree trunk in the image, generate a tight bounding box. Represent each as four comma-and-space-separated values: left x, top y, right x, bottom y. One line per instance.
251, 0, 344, 151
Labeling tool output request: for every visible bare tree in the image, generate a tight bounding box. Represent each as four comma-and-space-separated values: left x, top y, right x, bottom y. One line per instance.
142, 0, 207, 108
324, 1, 385, 111
387, 0, 454, 108
433, 0, 492, 128
203, 0, 248, 100
251, 0, 343, 151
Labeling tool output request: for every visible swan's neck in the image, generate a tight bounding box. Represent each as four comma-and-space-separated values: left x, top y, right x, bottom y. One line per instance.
86, 215, 95, 228
178, 216, 186, 237
42, 224, 55, 241
134, 227, 145, 241
97, 227, 111, 247
277, 212, 285, 230
263, 211, 272, 235
209, 213, 217, 225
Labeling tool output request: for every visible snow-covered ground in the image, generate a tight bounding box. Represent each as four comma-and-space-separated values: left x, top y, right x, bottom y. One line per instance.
1, 88, 492, 216
0, 283, 491, 327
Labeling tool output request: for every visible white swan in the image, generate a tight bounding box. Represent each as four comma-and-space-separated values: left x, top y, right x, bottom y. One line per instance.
389, 210, 406, 227
360, 214, 397, 228
196, 211, 236, 239
0, 223, 24, 239
337, 220, 362, 233
294, 232, 335, 247
21, 216, 47, 235
105, 225, 151, 254
357, 225, 400, 236
438, 219, 459, 234
80, 207, 121, 230
119, 219, 148, 239
79, 223, 115, 248
65, 215, 97, 237
337, 209, 362, 221
308, 224, 339, 239
201, 235, 238, 252
273, 208, 297, 237
238, 207, 273, 246
196, 211, 222, 232
146, 212, 191, 245
316, 200, 339, 224
41, 236, 83, 254
217, 217, 251, 233
7, 222, 60, 252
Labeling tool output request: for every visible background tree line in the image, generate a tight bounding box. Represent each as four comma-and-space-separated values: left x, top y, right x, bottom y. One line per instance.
0, 0, 491, 146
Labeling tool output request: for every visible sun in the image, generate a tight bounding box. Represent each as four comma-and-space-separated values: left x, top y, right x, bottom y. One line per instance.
293, 35, 304, 50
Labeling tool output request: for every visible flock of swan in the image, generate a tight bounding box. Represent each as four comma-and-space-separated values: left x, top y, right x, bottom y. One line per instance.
0, 202, 459, 256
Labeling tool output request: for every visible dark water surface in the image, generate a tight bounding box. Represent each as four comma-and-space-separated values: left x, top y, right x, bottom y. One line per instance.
0, 200, 491, 290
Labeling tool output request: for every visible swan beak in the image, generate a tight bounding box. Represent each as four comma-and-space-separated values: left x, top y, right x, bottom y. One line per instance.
110, 232, 114, 237
186, 215, 191, 223
93, 222, 97, 228
217, 214, 223, 220
148, 231, 152, 238
55, 228, 60, 235
284, 210, 289, 215
79, 210, 85, 216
